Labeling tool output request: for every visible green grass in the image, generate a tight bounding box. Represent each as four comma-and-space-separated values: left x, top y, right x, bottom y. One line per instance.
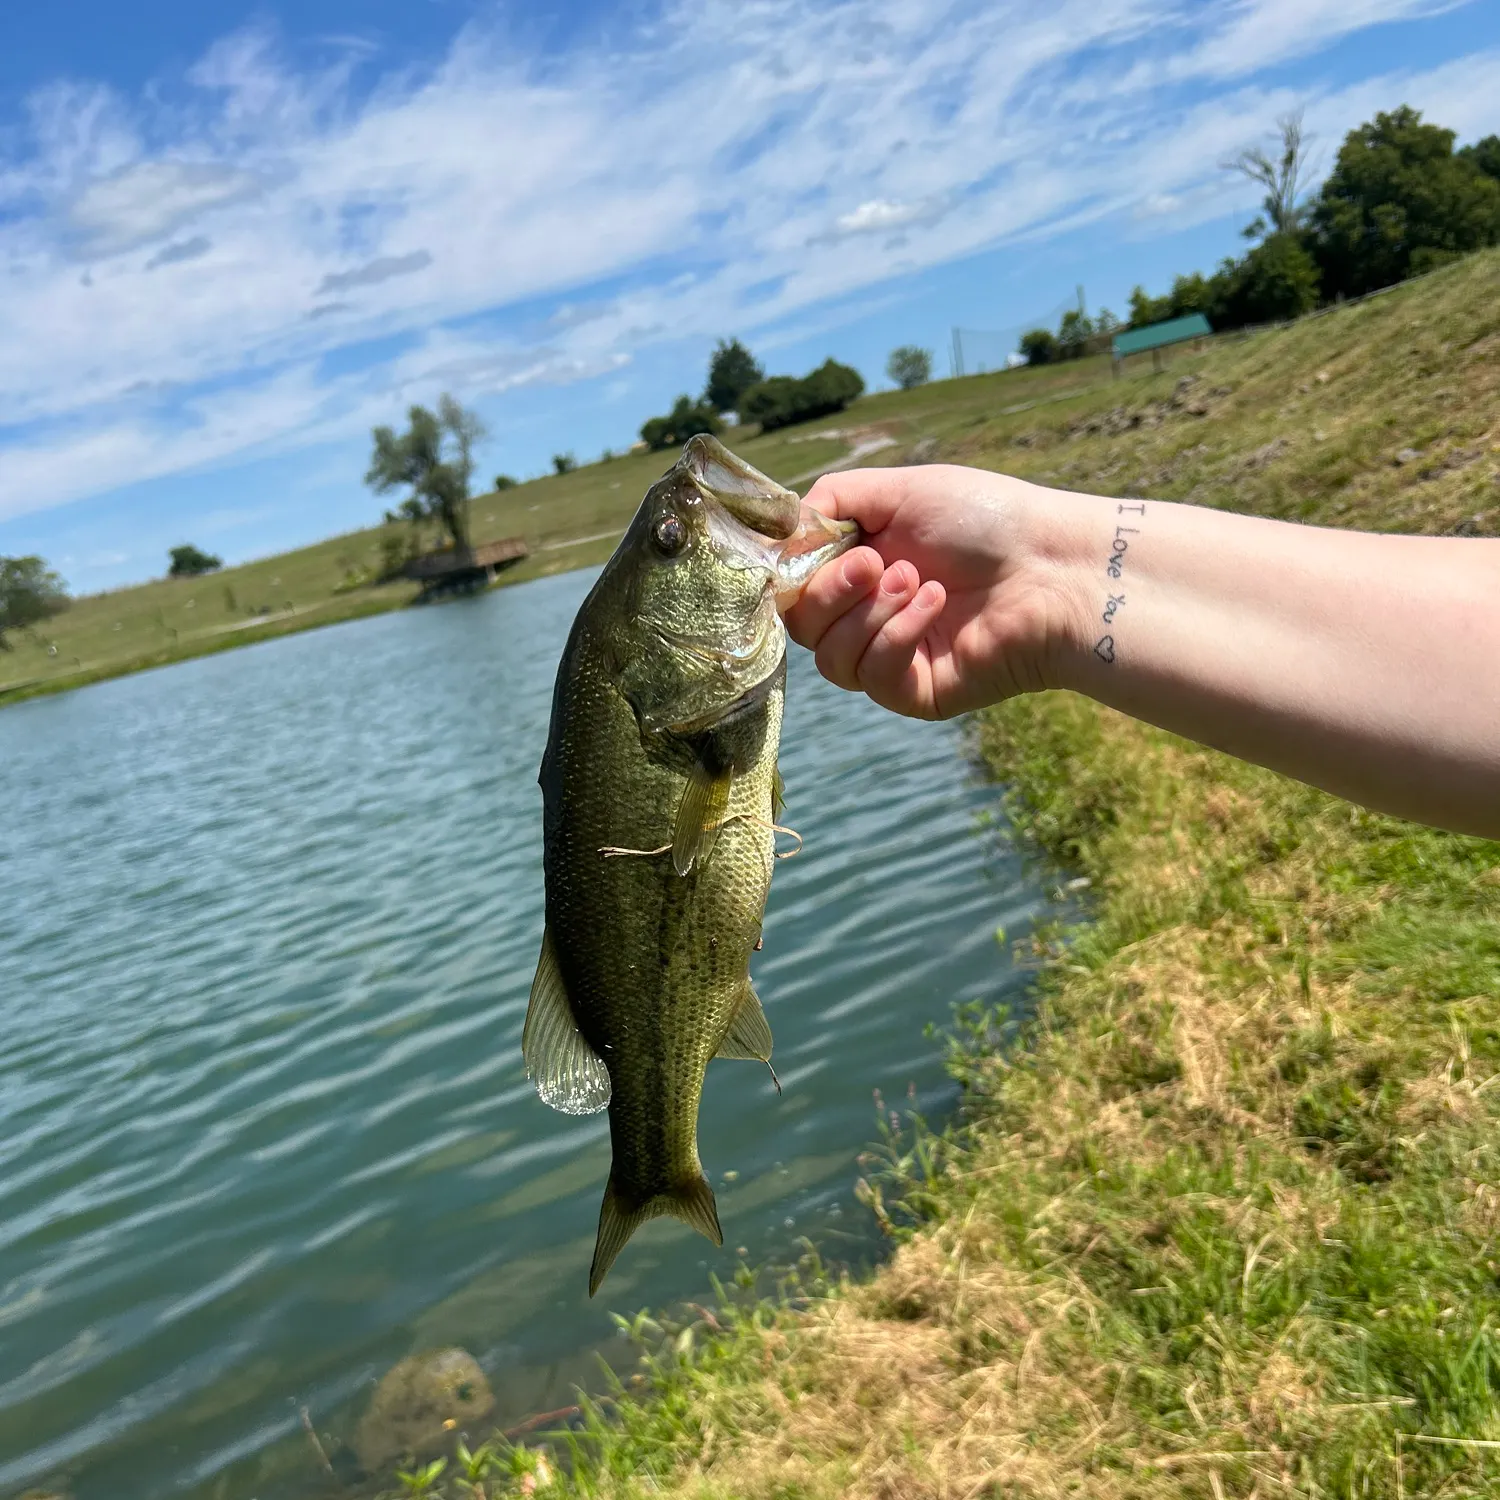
0, 358, 1109, 705
12, 252, 1498, 709
332, 250, 1500, 1499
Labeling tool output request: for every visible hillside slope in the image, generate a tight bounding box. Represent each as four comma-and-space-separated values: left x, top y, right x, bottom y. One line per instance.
0, 359, 1098, 703
440, 252, 1500, 1500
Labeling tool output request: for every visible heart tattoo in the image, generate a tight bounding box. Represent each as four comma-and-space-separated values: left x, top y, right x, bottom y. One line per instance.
1094, 634, 1116, 664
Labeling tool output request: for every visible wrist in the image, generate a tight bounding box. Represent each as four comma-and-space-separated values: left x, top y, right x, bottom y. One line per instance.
1009, 481, 1116, 694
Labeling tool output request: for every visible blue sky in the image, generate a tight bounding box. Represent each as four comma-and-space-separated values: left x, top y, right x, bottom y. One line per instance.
1, 0, 1497, 593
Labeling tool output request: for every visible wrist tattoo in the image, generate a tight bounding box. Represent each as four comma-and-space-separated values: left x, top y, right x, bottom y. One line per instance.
1094, 503, 1145, 665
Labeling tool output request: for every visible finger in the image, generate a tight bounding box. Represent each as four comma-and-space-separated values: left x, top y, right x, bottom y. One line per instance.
783, 545, 884, 650
814, 561, 921, 692
802, 468, 908, 532
856, 581, 947, 717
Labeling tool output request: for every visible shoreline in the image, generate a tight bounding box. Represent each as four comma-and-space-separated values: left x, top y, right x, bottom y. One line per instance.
481, 684, 1500, 1500
424, 251, 1500, 1497
0, 536, 625, 711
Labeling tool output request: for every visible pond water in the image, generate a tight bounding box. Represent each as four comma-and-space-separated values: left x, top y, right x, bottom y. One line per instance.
0, 567, 1053, 1498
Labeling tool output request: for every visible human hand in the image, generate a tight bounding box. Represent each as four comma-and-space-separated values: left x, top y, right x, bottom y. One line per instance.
782, 464, 1076, 719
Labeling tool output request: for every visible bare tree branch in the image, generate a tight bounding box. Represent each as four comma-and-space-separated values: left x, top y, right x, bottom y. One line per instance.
1221, 110, 1313, 235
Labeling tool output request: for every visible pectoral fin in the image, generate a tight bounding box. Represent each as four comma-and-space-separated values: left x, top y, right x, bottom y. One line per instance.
522, 926, 611, 1115
672, 761, 732, 877
715, 981, 780, 1093
773, 765, 785, 821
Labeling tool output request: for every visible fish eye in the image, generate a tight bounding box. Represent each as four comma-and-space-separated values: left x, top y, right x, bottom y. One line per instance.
652, 514, 687, 556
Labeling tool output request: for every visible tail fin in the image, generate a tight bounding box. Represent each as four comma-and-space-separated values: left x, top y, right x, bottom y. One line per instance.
589, 1169, 723, 1297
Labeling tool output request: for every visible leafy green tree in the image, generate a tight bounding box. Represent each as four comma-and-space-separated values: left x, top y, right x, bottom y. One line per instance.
168, 544, 223, 577
740, 359, 864, 432
366, 395, 488, 554
1309, 106, 1500, 299
703, 338, 765, 413
1459, 134, 1500, 185
1126, 252, 1310, 333
640, 395, 724, 451
492, 474, 518, 491
1166, 271, 1222, 320
1057, 309, 1095, 359
1018, 328, 1058, 365
552, 452, 577, 475
0, 555, 68, 650
886, 345, 932, 389
1127, 287, 1171, 328
1217, 232, 1321, 325
1223, 110, 1314, 238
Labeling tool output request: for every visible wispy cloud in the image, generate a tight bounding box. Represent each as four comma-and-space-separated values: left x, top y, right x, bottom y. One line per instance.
0, 0, 1493, 529
145, 234, 213, 270
316, 250, 433, 295
69, 163, 263, 255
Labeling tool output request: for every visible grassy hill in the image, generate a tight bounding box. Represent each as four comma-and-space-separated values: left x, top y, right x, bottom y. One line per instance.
0, 359, 1116, 704
8, 250, 1497, 709
356, 251, 1499, 1499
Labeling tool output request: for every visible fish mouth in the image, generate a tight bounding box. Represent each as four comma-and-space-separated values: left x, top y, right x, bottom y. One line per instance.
678, 434, 861, 609
678, 434, 800, 539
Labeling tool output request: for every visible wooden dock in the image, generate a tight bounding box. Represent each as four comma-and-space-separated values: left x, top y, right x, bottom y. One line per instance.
402, 538, 528, 594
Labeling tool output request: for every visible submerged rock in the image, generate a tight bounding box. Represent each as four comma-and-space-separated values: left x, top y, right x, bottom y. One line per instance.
355, 1347, 495, 1471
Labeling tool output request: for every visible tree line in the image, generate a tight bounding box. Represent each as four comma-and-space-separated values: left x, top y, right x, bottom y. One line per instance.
636, 340, 870, 449
1019, 105, 1500, 363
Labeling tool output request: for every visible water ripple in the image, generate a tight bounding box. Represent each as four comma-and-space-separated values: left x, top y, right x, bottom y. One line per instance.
0, 569, 1054, 1499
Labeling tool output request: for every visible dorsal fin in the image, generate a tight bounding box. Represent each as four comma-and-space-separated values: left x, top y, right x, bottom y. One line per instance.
522, 927, 611, 1115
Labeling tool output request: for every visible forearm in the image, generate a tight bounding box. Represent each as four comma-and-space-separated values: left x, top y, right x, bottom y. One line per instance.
1031, 486, 1500, 839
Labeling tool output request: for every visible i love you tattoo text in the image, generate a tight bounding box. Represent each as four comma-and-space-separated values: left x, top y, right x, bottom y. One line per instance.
1093, 502, 1145, 665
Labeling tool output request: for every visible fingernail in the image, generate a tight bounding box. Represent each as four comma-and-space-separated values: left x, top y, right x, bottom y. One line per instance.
880, 566, 912, 596
913, 582, 941, 608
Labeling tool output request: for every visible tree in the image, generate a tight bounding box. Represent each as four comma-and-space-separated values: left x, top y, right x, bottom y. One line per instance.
493, 474, 518, 491
1216, 232, 1321, 325
1459, 134, 1500, 185
168, 544, 223, 577
703, 339, 764, 414
1223, 110, 1314, 238
1308, 106, 1500, 299
739, 359, 864, 432
552, 452, 577, 475
366, 395, 488, 554
1057, 309, 1094, 360
0, 555, 68, 650
886, 346, 932, 389
1165, 271, 1222, 321
1127, 286, 1170, 328
640, 395, 724, 451
1018, 328, 1058, 365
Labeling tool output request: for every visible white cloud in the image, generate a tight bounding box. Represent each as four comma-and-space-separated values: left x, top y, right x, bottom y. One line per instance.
833, 198, 941, 235
68, 161, 265, 254
0, 0, 1493, 525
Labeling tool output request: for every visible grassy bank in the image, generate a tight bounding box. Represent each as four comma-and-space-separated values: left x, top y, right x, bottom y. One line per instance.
0, 359, 1106, 707
369, 252, 1500, 1498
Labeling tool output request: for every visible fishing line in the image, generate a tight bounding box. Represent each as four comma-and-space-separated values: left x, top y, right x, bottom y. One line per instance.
598, 814, 804, 861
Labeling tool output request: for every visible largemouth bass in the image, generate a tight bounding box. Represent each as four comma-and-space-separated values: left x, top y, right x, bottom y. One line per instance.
525, 435, 859, 1296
